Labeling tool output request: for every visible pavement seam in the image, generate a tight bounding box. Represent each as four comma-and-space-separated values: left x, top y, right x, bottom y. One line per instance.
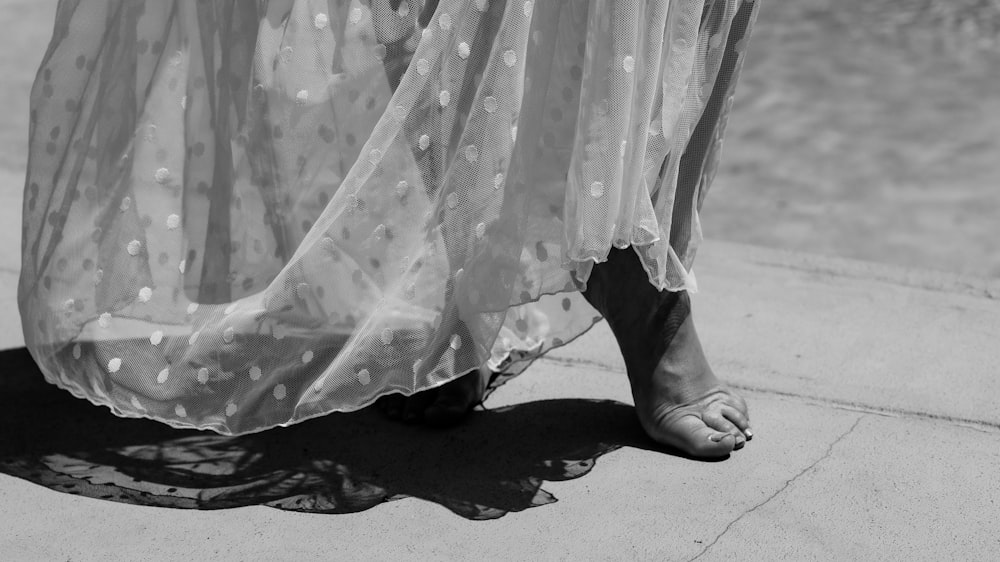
748, 259, 1000, 301
539, 355, 613, 371
730, 385, 1000, 434
538, 357, 1000, 433
685, 415, 866, 562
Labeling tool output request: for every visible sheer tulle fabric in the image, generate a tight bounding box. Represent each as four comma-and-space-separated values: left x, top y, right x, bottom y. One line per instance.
20, 0, 758, 434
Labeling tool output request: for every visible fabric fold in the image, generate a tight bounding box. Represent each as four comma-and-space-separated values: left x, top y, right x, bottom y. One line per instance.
20, 0, 760, 434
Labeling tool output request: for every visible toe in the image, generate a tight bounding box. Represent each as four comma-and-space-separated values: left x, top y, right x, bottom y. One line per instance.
720, 405, 752, 440
704, 410, 741, 437
655, 414, 736, 459
690, 428, 737, 458
703, 410, 746, 449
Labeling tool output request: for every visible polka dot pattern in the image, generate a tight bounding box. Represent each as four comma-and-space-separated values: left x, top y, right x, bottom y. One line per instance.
22, 0, 760, 434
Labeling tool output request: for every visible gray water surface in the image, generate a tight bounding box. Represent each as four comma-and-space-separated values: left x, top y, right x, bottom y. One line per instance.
708, 0, 1000, 277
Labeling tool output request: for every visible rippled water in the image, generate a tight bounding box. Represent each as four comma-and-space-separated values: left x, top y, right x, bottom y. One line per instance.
707, 0, 1000, 277
2, 1, 998, 277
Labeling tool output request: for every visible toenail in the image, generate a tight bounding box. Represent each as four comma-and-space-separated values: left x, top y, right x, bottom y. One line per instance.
709, 434, 724, 442
745, 428, 754, 439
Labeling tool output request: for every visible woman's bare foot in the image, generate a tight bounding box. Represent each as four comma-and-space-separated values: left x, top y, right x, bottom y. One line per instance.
582, 248, 752, 459
376, 367, 488, 427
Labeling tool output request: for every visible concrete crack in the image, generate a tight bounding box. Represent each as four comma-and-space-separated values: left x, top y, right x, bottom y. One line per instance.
686, 416, 865, 562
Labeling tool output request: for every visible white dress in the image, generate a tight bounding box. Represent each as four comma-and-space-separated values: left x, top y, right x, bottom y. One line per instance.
20, 0, 760, 434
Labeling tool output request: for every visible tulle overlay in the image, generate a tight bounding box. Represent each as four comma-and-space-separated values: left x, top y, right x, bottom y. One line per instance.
20, 0, 758, 433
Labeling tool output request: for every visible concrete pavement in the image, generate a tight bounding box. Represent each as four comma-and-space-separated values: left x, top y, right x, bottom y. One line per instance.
2, 1, 999, 557
1, 200, 999, 559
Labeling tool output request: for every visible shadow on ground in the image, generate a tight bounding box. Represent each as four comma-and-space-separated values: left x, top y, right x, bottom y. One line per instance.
0, 348, 658, 520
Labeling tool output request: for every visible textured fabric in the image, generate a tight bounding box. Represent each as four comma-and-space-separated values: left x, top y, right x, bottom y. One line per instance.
20, 0, 759, 434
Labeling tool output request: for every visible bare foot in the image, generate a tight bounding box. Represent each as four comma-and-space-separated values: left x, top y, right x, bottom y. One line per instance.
582, 248, 752, 459
376, 367, 488, 427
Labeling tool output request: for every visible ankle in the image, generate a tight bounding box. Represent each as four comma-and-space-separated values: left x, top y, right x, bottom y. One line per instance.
581, 249, 690, 364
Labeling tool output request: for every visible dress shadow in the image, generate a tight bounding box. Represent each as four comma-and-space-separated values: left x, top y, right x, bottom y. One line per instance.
0, 347, 660, 520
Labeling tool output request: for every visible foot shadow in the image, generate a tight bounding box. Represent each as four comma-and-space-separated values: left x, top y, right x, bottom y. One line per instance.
0, 348, 660, 520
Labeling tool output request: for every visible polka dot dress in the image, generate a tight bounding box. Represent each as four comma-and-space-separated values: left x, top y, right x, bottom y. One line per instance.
20, 0, 760, 434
